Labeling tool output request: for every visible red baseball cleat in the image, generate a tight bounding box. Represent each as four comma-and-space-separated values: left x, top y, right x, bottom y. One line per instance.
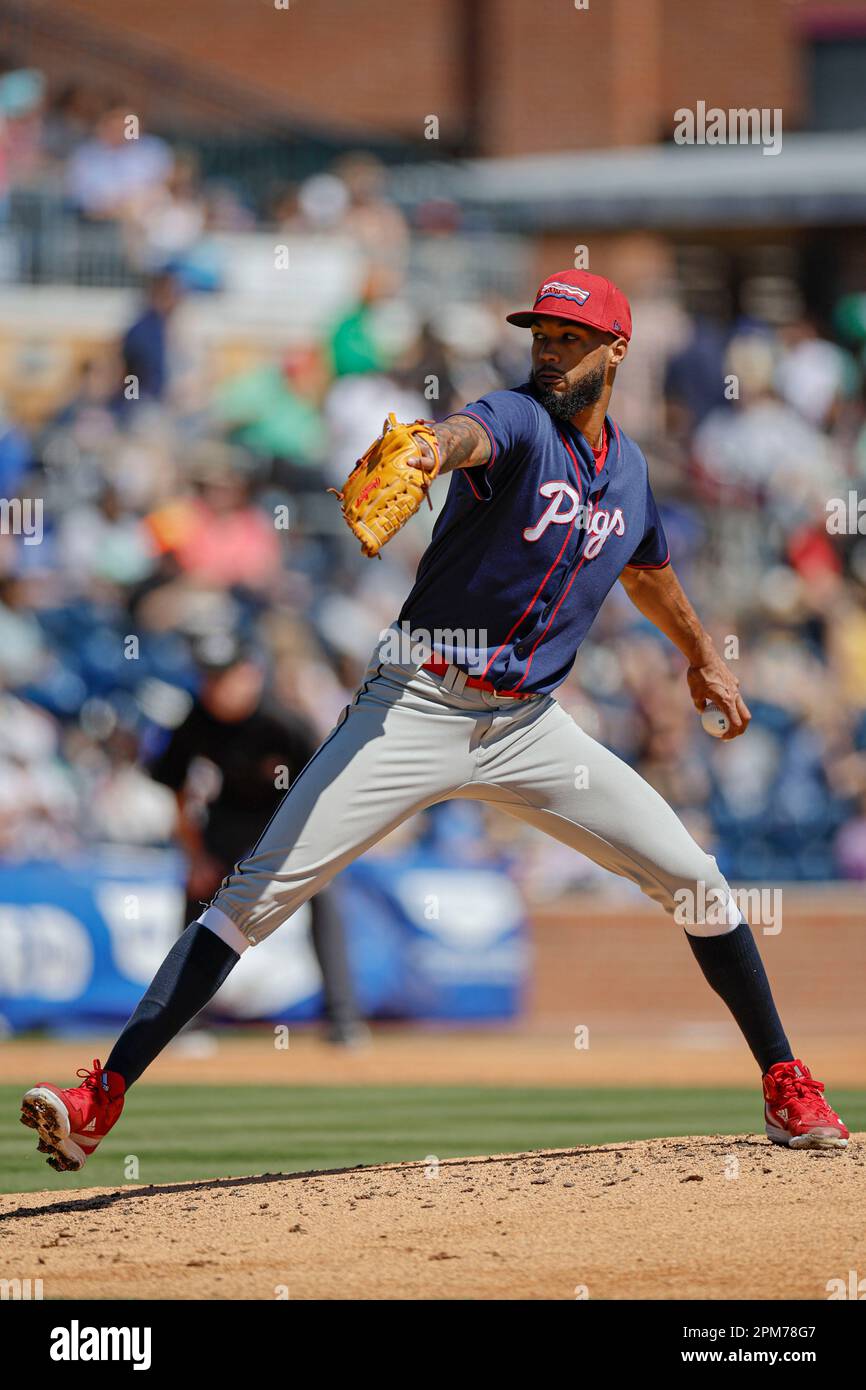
763, 1058, 849, 1149
20, 1059, 126, 1172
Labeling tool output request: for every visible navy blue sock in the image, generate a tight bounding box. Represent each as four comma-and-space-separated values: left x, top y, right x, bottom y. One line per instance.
684, 918, 793, 1074
106, 923, 239, 1089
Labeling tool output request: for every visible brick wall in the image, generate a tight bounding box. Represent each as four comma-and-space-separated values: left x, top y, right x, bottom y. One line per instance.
15, 0, 863, 154
51, 0, 465, 142
529, 888, 866, 1041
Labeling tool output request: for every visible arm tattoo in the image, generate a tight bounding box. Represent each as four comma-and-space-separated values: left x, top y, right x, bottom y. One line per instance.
432, 415, 492, 474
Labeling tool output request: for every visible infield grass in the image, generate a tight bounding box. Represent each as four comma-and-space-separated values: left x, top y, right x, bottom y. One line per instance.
1, 1085, 864, 1193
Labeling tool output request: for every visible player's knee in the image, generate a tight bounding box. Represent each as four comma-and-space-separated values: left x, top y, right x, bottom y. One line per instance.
667, 855, 739, 933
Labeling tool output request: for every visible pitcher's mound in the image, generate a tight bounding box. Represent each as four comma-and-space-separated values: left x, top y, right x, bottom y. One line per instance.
2, 1134, 860, 1300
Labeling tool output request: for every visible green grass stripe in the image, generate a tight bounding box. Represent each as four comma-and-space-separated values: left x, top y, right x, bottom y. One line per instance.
1, 1085, 863, 1194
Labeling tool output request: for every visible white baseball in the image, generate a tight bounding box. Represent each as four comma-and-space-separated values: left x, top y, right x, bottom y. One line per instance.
701, 703, 730, 738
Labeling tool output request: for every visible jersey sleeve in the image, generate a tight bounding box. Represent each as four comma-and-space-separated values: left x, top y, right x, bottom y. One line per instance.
450, 389, 540, 502
625, 484, 670, 569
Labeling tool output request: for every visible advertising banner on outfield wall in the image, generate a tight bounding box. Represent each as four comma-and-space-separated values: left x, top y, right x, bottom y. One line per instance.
0, 851, 527, 1031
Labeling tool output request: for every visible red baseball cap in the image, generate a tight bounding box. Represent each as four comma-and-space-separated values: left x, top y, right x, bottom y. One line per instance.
506, 269, 632, 341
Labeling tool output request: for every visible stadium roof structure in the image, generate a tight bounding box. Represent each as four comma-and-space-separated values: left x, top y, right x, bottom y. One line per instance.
394, 132, 866, 231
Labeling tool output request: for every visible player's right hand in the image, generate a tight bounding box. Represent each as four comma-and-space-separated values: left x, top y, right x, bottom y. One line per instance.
686, 656, 751, 740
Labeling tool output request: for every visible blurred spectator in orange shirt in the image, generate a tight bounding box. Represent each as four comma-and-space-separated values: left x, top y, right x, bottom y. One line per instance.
145, 442, 280, 592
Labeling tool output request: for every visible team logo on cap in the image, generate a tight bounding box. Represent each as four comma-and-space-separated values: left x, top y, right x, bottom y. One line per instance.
535, 280, 591, 306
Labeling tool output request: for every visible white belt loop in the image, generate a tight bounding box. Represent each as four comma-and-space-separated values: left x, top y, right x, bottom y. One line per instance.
442, 663, 468, 695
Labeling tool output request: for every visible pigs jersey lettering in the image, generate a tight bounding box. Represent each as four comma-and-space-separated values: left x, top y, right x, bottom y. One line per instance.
584, 505, 626, 559
523, 481, 581, 542
523, 488, 626, 556
399, 383, 669, 695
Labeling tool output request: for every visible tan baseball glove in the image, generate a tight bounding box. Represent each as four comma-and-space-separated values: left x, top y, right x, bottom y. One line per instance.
329, 414, 440, 558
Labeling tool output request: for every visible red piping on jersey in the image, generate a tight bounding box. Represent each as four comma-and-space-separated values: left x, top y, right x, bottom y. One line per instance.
575, 420, 669, 568
455, 409, 498, 466
558, 430, 584, 484
610, 420, 668, 568
454, 410, 498, 501
509, 429, 596, 691
511, 554, 589, 691
479, 428, 582, 682
465, 469, 484, 501
625, 550, 671, 569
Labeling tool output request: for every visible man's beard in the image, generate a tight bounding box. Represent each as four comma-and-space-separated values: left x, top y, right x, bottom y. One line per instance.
531, 361, 607, 422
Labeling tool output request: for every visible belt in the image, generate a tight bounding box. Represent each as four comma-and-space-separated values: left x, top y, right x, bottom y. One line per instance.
421, 658, 536, 700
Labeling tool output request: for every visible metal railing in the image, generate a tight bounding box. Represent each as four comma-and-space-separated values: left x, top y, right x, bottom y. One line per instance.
4, 187, 140, 288
1, 184, 530, 299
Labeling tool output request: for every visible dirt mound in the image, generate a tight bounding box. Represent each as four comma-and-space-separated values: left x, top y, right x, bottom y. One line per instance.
1, 1135, 860, 1300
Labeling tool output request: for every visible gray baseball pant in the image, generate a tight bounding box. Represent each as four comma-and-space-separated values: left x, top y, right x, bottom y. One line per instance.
203, 636, 737, 950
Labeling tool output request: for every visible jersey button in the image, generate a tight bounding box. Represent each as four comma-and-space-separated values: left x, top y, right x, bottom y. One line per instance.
541, 606, 551, 622
515, 644, 526, 658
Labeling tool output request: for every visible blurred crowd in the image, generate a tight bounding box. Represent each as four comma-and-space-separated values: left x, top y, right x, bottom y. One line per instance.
0, 70, 416, 286
2, 66, 866, 891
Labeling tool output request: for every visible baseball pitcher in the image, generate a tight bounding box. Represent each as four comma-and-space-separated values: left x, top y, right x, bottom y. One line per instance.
21, 270, 848, 1169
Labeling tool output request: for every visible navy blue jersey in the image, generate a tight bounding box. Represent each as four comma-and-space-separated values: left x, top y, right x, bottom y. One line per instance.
398, 383, 669, 696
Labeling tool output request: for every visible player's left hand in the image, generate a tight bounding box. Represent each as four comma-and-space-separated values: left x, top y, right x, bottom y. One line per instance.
686, 652, 751, 740
328, 414, 440, 558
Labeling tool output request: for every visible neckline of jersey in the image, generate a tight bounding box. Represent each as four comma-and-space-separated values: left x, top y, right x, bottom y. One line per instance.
559, 414, 618, 490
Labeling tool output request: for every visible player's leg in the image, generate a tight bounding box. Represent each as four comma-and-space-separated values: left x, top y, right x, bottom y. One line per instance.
21, 664, 474, 1169
477, 695, 740, 918
487, 700, 792, 1068
108, 665, 473, 1080
478, 697, 848, 1146
478, 698, 781, 1050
